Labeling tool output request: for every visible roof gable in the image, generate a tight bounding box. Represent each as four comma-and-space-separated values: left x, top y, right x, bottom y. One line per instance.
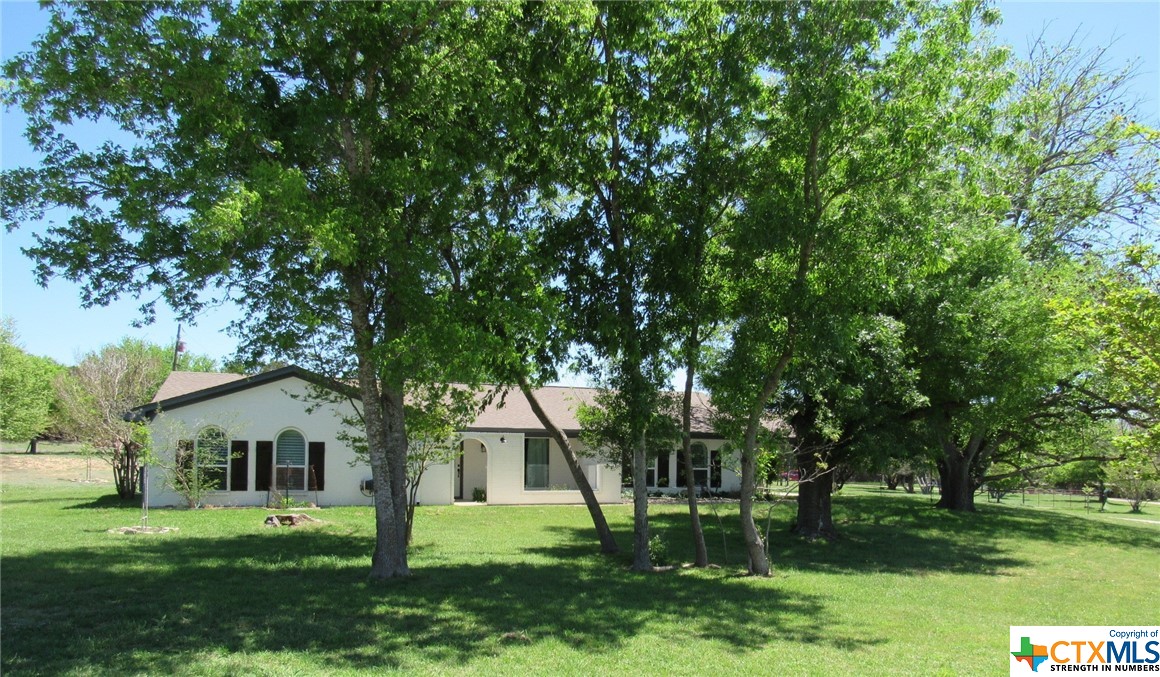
132, 366, 353, 420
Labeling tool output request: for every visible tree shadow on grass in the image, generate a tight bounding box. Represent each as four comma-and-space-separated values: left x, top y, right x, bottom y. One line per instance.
636, 493, 1160, 577
63, 494, 140, 509
1, 527, 878, 675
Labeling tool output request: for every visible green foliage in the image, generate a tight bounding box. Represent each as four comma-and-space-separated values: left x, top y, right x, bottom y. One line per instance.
703, 0, 1005, 561
1053, 245, 1160, 452
647, 533, 669, 568
0, 318, 64, 442
1044, 460, 1106, 490
1107, 443, 1160, 513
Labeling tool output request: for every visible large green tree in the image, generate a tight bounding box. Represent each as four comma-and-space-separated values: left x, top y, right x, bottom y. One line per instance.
537, 1, 686, 571
779, 312, 928, 539
907, 33, 1160, 510
654, 2, 760, 567
0, 319, 64, 443
899, 223, 1084, 511
999, 38, 1159, 260
706, 1, 1000, 574
3, 2, 521, 579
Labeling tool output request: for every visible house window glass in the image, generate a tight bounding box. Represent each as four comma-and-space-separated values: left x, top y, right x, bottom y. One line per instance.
525, 438, 549, 490
692, 443, 710, 488
276, 430, 307, 491
655, 452, 670, 488
648, 453, 670, 488
677, 443, 715, 489
197, 427, 228, 491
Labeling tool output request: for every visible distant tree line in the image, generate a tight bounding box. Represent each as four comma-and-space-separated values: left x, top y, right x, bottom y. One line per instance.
0, 320, 220, 497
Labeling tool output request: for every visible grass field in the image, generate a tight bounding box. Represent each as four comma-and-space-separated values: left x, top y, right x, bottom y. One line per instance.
2, 449, 1158, 675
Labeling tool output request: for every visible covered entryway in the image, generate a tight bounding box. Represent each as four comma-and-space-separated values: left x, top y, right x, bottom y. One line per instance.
455, 438, 488, 502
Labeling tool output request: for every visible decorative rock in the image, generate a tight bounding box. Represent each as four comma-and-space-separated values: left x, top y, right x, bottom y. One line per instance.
108, 526, 177, 534
264, 513, 321, 527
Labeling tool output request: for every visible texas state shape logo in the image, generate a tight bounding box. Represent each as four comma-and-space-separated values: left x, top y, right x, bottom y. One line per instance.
1012, 636, 1049, 671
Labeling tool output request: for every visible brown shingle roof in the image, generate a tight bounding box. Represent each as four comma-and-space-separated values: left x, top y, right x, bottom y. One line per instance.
148, 369, 719, 437
470, 386, 716, 436
152, 371, 246, 402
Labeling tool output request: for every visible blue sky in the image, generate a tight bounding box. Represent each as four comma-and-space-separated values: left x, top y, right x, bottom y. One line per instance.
2, 1, 1158, 370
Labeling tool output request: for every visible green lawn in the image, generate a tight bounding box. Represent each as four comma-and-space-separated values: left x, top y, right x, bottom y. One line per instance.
2, 474, 1157, 675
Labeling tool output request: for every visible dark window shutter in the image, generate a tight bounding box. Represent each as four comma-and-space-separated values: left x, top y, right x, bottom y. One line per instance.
230, 440, 249, 491
309, 441, 325, 491
255, 441, 273, 491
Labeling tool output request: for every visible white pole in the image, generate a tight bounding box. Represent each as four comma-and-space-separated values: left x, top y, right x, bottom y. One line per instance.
141, 465, 149, 526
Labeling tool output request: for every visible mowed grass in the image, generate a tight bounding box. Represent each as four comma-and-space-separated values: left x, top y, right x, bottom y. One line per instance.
2, 467, 1158, 676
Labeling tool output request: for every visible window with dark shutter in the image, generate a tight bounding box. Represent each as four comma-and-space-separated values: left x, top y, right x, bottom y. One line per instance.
255, 441, 273, 491
308, 441, 325, 491
230, 440, 249, 491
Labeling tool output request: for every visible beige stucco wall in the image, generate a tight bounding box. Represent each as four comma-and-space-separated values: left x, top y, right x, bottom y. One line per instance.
478, 433, 622, 506
144, 377, 628, 508
144, 376, 372, 508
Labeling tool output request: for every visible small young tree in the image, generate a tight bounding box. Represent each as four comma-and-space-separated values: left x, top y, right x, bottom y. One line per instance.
404, 429, 459, 545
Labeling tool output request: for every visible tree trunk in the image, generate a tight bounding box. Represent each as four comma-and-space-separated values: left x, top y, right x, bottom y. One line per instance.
349, 278, 411, 580
113, 440, 140, 499
738, 432, 767, 575
934, 434, 980, 512
679, 361, 709, 567
793, 450, 836, 540
789, 400, 836, 540
740, 366, 793, 576
405, 468, 423, 546
518, 374, 619, 554
631, 431, 652, 571
381, 384, 412, 575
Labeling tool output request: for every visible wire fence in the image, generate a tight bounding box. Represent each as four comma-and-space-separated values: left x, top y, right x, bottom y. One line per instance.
984, 487, 1108, 510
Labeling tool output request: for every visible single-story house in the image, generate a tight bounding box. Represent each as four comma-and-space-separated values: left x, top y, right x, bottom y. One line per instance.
132, 365, 738, 508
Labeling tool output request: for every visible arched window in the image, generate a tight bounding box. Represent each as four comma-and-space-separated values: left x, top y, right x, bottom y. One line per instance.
677, 443, 717, 489
197, 427, 229, 491
276, 429, 307, 491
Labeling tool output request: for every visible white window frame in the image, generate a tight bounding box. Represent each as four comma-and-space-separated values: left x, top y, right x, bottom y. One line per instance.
197, 426, 229, 491
691, 442, 714, 489
275, 429, 308, 492
524, 437, 549, 490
